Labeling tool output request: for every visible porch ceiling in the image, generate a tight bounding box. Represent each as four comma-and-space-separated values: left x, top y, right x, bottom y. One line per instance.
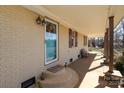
43, 5, 109, 37
23, 5, 124, 37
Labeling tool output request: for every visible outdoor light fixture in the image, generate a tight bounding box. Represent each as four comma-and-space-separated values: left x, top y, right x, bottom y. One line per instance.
36, 16, 46, 25
41, 19, 46, 25
36, 16, 42, 24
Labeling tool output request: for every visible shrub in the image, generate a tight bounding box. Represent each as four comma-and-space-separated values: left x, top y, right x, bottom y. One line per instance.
114, 56, 124, 72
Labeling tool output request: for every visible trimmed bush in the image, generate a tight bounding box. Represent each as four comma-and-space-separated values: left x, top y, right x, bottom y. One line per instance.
114, 56, 124, 72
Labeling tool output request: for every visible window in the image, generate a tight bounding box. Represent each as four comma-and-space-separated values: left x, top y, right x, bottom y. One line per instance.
69, 29, 78, 48
45, 18, 59, 65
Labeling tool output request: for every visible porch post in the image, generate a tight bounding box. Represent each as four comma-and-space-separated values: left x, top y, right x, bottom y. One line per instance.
104, 32, 107, 58
108, 16, 114, 73
104, 28, 109, 63
106, 28, 109, 63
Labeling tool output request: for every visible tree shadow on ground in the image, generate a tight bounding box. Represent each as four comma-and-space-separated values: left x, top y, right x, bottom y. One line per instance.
95, 84, 106, 88
93, 57, 104, 61
88, 64, 104, 72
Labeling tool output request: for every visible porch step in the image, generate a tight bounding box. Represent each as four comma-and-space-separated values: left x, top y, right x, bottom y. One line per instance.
39, 67, 79, 88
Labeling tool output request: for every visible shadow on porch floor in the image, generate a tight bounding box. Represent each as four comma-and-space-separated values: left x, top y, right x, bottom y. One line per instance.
69, 51, 107, 88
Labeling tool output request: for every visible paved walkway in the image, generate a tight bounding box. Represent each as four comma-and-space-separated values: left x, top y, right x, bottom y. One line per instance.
69, 51, 109, 88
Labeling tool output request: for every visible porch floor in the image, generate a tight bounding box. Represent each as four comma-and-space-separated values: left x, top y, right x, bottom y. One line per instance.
69, 51, 109, 88
40, 51, 122, 88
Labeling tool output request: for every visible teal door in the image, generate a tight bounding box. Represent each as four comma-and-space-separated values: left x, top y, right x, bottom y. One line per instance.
45, 19, 58, 65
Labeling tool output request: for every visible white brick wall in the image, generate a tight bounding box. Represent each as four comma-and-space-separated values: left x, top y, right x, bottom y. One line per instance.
0, 6, 86, 87
0, 6, 44, 87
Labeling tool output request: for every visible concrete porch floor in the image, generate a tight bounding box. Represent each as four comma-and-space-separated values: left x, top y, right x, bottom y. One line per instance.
69, 51, 116, 88
40, 51, 122, 88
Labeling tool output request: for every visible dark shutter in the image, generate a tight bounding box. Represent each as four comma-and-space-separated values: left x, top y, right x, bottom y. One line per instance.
85, 36, 87, 45
75, 31, 78, 47
84, 35, 87, 46
83, 35, 85, 46
69, 28, 72, 48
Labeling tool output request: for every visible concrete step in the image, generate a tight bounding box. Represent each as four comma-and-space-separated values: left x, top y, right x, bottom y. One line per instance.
39, 67, 79, 88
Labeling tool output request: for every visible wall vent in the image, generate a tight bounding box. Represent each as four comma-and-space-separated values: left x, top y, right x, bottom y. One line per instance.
21, 77, 35, 88
69, 58, 73, 62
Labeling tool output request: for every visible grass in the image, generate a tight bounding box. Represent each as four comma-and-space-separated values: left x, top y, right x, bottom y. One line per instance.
88, 47, 104, 53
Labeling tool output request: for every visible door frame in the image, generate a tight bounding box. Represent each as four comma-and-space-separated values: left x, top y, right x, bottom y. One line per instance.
44, 18, 59, 65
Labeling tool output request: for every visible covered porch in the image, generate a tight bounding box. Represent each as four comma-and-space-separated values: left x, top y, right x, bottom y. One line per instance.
0, 5, 124, 88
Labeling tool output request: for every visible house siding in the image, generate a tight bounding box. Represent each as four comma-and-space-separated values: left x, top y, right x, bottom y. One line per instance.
0, 6, 87, 87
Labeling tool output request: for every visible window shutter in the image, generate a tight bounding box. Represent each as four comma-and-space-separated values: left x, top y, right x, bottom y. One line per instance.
84, 35, 87, 46
85, 36, 87, 45
84, 35, 85, 46
69, 28, 72, 48
75, 31, 78, 47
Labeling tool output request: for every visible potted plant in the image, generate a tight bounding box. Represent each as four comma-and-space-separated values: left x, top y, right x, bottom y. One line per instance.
36, 81, 44, 88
